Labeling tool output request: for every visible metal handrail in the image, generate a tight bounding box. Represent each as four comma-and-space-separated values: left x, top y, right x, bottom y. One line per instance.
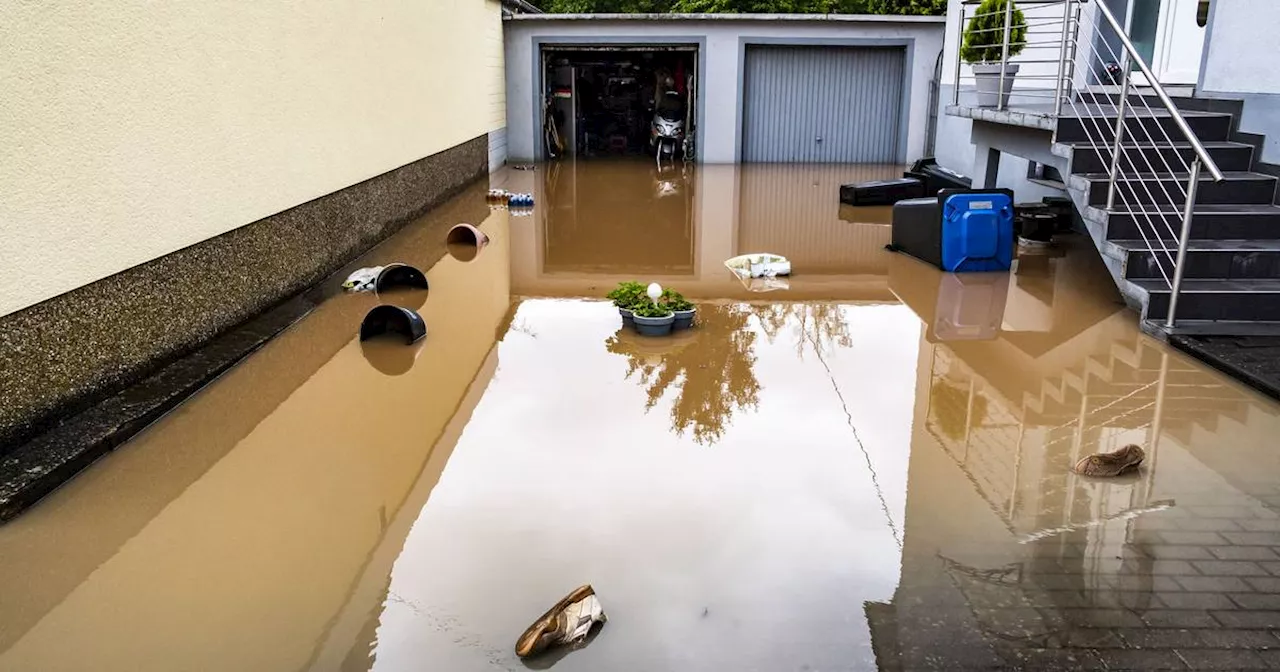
951, 0, 1231, 328
1091, 0, 1224, 182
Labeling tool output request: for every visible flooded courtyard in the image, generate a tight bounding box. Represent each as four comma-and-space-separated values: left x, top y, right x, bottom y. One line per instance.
4, 162, 1280, 671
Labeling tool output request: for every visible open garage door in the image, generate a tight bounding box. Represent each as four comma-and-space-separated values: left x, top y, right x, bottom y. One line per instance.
741, 46, 906, 163
541, 45, 698, 161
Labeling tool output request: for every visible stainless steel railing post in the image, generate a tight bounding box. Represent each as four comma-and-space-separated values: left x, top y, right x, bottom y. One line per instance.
1105, 53, 1131, 211
954, 7, 965, 106
1165, 158, 1203, 329
1053, 0, 1074, 118
997, 0, 1014, 110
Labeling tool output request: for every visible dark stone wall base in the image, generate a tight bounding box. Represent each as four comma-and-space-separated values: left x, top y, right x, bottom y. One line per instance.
0, 135, 489, 455
0, 294, 314, 522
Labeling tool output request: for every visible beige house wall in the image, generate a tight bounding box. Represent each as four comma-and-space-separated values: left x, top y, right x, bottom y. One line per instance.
0, 0, 506, 317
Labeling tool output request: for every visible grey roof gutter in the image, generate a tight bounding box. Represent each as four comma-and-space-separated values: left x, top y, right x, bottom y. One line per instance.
504, 12, 944, 23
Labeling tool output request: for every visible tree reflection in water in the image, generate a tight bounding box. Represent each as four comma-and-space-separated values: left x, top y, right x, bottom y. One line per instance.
605, 303, 761, 445
750, 303, 854, 359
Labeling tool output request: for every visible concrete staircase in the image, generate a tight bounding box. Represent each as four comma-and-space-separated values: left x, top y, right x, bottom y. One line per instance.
1052, 106, 1280, 333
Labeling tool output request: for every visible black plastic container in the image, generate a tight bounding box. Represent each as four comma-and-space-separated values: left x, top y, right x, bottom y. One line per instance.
1019, 212, 1058, 243
904, 158, 972, 195
888, 188, 1015, 271
839, 177, 925, 206
1041, 196, 1075, 231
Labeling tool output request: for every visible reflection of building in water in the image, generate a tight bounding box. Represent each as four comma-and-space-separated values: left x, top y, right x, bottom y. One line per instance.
502, 162, 901, 301
0, 206, 512, 671
737, 164, 894, 275
868, 237, 1280, 668
540, 160, 696, 275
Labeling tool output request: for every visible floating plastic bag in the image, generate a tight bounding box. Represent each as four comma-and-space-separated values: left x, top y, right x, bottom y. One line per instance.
724, 253, 791, 279
343, 266, 384, 292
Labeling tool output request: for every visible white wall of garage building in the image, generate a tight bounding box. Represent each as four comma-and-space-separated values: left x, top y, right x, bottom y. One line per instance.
503, 14, 946, 164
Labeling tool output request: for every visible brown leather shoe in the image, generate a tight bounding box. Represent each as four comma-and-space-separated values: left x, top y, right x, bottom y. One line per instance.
1073, 444, 1146, 477
514, 584, 607, 658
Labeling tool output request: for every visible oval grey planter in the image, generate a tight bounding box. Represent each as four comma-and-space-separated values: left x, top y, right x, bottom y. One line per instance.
672, 309, 696, 330
618, 306, 634, 321
632, 313, 675, 337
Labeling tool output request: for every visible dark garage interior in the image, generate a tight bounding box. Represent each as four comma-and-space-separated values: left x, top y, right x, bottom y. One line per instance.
542, 46, 698, 161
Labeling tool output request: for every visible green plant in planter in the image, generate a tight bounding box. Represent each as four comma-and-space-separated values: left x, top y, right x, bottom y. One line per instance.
606, 281, 647, 309
631, 301, 674, 318
961, 0, 1027, 64
660, 288, 695, 312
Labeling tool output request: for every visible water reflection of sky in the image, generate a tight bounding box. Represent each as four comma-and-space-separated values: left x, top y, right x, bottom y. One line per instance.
371, 299, 920, 671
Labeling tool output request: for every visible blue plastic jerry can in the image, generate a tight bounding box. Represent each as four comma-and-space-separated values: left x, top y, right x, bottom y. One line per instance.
940, 192, 1014, 272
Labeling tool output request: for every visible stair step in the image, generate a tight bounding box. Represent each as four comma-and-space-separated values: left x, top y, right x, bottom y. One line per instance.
1078, 172, 1278, 207
1057, 111, 1233, 144
1068, 141, 1255, 174
1132, 278, 1280, 321
1106, 204, 1280, 241
1110, 239, 1280, 280
1156, 320, 1280, 336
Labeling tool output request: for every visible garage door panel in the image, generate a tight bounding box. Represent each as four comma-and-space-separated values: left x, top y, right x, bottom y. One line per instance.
742, 46, 905, 164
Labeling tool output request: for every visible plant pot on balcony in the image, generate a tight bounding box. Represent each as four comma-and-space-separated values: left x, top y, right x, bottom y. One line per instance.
672, 308, 696, 330
973, 62, 1019, 108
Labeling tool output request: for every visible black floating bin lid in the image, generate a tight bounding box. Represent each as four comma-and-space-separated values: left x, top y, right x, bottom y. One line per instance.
359, 305, 427, 344
375, 263, 429, 292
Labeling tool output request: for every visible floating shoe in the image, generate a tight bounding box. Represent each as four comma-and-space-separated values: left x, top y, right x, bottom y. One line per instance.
1072, 444, 1146, 477
514, 584, 607, 658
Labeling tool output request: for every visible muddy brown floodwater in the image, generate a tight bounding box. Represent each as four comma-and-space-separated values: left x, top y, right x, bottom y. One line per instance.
4, 161, 1280, 672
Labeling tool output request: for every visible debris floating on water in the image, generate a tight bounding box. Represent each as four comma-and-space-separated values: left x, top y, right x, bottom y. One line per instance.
343, 263, 429, 294
359, 305, 427, 345
343, 266, 384, 292
374, 263, 429, 293
724, 253, 791, 279
515, 584, 607, 659
446, 223, 490, 263
1072, 443, 1146, 477
735, 276, 790, 293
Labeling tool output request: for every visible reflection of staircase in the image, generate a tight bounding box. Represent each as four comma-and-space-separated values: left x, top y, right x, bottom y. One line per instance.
1022, 337, 1250, 444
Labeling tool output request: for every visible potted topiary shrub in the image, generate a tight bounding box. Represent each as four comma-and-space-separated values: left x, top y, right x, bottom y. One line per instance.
962, 0, 1027, 108
660, 288, 697, 330
631, 301, 676, 337
606, 281, 646, 320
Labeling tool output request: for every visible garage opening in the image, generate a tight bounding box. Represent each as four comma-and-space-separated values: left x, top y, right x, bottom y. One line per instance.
541, 46, 698, 163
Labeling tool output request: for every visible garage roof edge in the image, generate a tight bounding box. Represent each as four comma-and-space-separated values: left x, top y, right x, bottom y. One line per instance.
504, 13, 946, 24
